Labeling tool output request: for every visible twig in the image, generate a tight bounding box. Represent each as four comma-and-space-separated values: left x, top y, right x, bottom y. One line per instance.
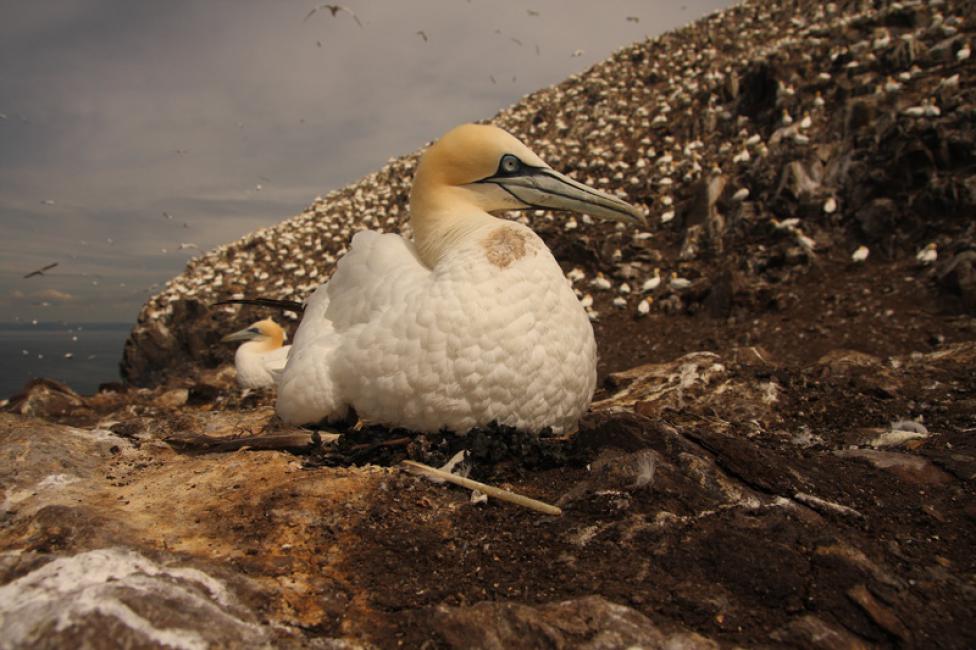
400, 460, 562, 516
347, 436, 412, 452
165, 430, 337, 453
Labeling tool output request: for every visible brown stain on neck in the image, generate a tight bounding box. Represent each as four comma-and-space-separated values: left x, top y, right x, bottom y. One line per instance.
482, 227, 529, 268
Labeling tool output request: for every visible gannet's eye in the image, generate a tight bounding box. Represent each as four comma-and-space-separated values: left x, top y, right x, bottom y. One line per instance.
248, 327, 261, 334
500, 154, 521, 174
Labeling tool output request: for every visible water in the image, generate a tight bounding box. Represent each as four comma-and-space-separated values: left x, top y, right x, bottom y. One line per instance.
0, 323, 131, 399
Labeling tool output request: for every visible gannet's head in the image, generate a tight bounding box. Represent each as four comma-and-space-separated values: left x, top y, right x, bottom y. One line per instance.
411, 124, 645, 226
221, 319, 286, 347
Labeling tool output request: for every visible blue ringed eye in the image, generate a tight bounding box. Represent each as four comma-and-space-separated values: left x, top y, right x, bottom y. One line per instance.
501, 155, 520, 173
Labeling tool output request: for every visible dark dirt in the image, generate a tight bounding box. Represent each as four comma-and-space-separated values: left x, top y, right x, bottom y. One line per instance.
291, 360, 976, 649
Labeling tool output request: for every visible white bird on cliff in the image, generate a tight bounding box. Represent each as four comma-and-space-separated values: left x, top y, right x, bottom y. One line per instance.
851, 245, 870, 263
276, 124, 645, 433
916, 242, 938, 265
221, 319, 290, 389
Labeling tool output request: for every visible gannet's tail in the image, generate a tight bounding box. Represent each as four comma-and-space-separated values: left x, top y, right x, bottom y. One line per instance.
213, 297, 306, 313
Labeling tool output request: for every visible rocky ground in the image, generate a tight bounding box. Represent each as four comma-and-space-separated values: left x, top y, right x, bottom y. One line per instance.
2, 0, 976, 647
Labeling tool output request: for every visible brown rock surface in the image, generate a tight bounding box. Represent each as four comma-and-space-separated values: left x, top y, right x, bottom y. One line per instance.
3, 341, 975, 647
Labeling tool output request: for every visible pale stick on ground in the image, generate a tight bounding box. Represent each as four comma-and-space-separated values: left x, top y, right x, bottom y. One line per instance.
400, 460, 562, 516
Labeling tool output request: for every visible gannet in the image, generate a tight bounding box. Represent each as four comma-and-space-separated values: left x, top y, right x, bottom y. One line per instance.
851, 245, 870, 263
222, 319, 290, 389
276, 124, 644, 432
23, 262, 58, 279
916, 242, 938, 265
303, 4, 362, 28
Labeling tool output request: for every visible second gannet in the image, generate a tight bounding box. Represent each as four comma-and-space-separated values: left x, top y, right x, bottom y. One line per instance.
222, 319, 290, 389
277, 124, 644, 433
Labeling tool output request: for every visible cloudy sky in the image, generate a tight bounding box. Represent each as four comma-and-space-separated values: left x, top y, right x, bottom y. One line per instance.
0, 0, 732, 324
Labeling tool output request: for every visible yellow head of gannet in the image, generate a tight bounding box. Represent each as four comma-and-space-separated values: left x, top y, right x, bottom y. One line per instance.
409, 123, 645, 267
221, 319, 290, 389
276, 124, 644, 433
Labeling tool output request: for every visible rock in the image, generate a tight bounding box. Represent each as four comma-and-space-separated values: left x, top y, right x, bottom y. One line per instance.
834, 449, 955, 485
2, 379, 94, 426
4, 332, 976, 647
855, 198, 900, 243
772, 614, 873, 650
0, 547, 277, 649
937, 249, 976, 312
156, 388, 189, 408
847, 584, 912, 644
430, 596, 717, 650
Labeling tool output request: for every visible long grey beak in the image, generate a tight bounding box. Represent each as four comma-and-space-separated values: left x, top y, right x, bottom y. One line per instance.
488, 167, 646, 226
221, 327, 261, 343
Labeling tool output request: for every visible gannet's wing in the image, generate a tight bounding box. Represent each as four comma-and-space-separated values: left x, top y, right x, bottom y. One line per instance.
278, 230, 430, 424
265, 345, 291, 385
320, 230, 430, 331
266, 344, 290, 370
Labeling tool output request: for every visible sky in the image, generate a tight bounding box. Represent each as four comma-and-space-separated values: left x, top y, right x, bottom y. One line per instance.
0, 0, 733, 325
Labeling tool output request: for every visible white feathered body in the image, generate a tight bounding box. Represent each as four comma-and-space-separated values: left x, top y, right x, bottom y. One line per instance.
276, 220, 597, 433
234, 343, 290, 389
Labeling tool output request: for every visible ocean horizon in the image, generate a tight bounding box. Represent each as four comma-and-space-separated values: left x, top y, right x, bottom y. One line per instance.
0, 322, 131, 398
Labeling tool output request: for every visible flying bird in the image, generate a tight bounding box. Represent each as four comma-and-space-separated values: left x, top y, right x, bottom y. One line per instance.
527, 10, 540, 17
272, 124, 644, 433
23, 263, 58, 279
571, 49, 584, 58
221, 319, 291, 389
416, 30, 429, 42
626, 16, 640, 23
303, 4, 362, 28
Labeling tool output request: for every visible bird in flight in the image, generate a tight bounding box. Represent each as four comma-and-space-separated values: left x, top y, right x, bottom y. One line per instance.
416, 30, 429, 43
23, 262, 58, 279
303, 4, 362, 28
626, 16, 640, 23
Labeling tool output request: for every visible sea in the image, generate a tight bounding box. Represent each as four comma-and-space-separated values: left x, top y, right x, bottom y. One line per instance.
0, 322, 131, 399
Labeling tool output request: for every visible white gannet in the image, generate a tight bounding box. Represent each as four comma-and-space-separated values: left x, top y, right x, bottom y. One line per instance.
276, 123, 644, 432
916, 242, 938, 265
221, 319, 290, 389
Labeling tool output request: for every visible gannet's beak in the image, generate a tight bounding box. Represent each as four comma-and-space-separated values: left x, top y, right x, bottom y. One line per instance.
478, 166, 646, 226
221, 326, 261, 343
